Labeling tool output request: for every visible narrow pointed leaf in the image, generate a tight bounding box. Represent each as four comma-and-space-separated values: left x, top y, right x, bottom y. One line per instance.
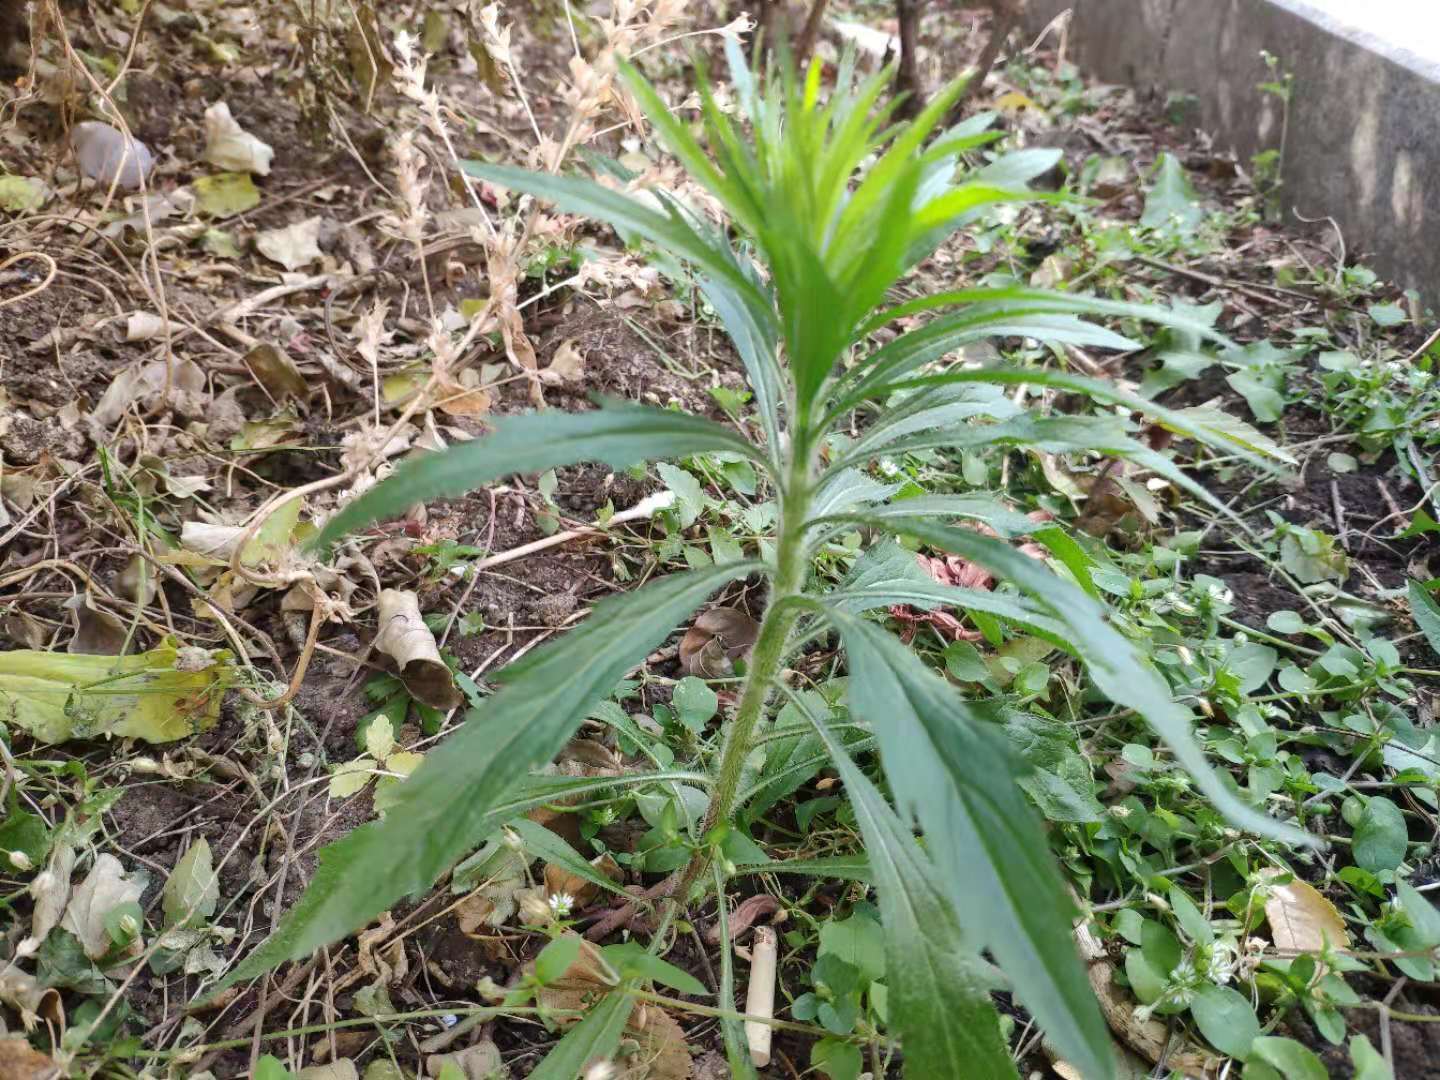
838, 514, 1314, 848
825, 608, 1109, 1079
795, 689, 1019, 1079
314, 404, 762, 549
527, 989, 635, 1080
463, 160, 771, 321
213, 563, 755, 992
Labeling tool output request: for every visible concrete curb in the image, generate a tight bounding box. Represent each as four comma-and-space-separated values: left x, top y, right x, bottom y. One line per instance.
1021, 0, 1438, 301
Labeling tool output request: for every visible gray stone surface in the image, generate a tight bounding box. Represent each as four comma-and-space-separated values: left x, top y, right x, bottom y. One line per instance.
1019, 0, 1440, 301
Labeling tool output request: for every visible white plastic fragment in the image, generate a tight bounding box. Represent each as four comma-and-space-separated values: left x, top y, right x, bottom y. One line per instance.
744, 925, 777, 1067
72, 121, 155, 191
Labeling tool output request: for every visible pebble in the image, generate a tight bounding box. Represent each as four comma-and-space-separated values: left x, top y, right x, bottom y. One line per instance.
72, 120, 155, 191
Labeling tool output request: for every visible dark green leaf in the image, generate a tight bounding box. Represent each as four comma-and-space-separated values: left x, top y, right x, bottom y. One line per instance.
1349, 1034, 1394, 1080
1408, 581, 1440, 660
211, 564, 753, 993
1141, 153, 1204, 234
507, 818, 629, 901
1352, 796, 1407, 873
0, 811, 51, 868
1247, 1036, 1328, 1080
733, 855, 870, 881
535, 935, 584, 985
1191, 984, 1261, 1058
833, 515, 1313, 849
602, 941, 707, 996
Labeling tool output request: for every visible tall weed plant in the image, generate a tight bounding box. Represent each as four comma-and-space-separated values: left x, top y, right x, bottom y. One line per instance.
219, 47, 1309, 1078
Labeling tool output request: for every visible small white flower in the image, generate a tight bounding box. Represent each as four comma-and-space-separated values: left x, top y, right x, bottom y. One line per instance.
549, 892, 575, 918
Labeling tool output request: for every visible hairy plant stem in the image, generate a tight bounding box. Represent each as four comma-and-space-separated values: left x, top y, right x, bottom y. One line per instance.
680, 447, 812, 897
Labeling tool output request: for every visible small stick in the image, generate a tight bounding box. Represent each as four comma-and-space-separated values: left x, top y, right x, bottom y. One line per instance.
745, 926, 778, 1067
1331, 479, 1349, 550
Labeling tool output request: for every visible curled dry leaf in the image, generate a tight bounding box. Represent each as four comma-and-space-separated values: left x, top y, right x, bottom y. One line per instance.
244, 343, 310, 401
124, 311, 181, 342
60, 853, 145, 959
2, 610, 47, 650
117, 554, 158, 606
297, 1061, 359, 1080
29, 843, 76, 946
535, 933, 694, 1078
356, 912, 409, 985
486, 243, 542, 403
544, 851, 621, 909
373, 589, 462, 709
705, 894, 781, 946
679, 607, 759, 678
90, 357, 209, 428
72, 121, 155, 190
63, 594, 128, 655
435, 369, 493, 417
256, 217, 324, 272
539, 338, 586, 385
0, 969, 64, 1035
425, 1041, 504, 1079
1259, 866, 1350, 953
202, 101, 274, 175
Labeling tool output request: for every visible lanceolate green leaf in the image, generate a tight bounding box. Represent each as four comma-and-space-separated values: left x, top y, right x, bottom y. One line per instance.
795, 687, 1019, 1080
841, 514, 1314, 849
825, 608, 1109, 1080
213, 563, 755, 992
527, 989, 635, 1080
314, 404, 763, 550
1408, 580, 1440, 659
733, 855, 871, 881
848, 367, 1286, 475
463, 161, 768, 317
507, 818, 629, 900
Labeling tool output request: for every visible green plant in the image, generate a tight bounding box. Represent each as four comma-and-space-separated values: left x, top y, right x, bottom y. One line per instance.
215, 48, 1313, 1076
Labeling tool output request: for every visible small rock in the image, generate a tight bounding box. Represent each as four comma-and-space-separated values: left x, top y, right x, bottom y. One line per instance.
0, 413, 86, 464
531, 592, 577, 628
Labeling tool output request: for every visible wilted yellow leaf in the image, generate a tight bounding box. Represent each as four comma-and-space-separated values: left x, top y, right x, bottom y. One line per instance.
0, 638, 230, 744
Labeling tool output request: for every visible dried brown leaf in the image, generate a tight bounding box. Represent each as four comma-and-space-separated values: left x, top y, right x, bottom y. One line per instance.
244, 343, 311, 401
544, 852, 620, 909
373, 589, 462, 709
60, 853, 145, 959
0, 1036, 62, 1078
64, 595, 128, 655
540, 338, 586, 385
679, 608, 759, 677
1260, 867, 1350, 952
425, 1041, 503, 1079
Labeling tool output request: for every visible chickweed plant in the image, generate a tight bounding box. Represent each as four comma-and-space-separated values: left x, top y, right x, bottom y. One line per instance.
221, 47, 1313, 1077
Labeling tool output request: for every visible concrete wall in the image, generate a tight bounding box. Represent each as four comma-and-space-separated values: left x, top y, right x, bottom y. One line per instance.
1021, 0, 1440, 302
